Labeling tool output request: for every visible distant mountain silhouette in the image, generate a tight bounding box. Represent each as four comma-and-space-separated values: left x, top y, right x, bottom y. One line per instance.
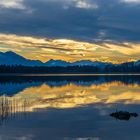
45, 59, 70, 67
0, 51, 43, 66
0, 51, 140, 74
0, 51, 112, 67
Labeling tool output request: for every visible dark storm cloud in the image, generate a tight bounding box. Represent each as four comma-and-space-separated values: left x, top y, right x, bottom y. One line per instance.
0, 0, 140, 42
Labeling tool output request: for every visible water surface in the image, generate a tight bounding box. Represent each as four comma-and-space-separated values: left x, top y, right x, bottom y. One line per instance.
0, 75, 140, 140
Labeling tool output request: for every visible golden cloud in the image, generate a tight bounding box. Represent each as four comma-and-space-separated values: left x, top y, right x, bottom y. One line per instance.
0, 34, 140, 63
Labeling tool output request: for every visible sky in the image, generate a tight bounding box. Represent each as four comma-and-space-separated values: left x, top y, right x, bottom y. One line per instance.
0, 0, 140, 63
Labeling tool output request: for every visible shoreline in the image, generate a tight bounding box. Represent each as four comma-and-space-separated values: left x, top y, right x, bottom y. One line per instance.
0, 73, 140, 76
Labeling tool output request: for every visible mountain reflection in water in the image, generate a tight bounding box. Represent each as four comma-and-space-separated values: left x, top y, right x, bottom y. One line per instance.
0, 75, 140, 113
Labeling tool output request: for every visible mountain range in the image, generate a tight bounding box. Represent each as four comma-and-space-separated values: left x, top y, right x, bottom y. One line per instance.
0, 51, 139, 67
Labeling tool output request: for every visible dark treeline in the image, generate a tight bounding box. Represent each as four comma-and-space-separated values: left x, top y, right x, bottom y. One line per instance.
0, 62, 140, 74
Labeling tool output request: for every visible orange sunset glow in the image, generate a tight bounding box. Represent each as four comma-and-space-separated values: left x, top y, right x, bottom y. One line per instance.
0, 34, 140, 64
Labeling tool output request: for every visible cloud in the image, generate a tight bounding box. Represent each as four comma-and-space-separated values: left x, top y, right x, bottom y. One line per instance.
55, 0, 98, 10
0, 34, 140, 63
0, 0, 26, 10
0, 0, 140, 42
72, 0, 98, 9
121, 0, 140, 3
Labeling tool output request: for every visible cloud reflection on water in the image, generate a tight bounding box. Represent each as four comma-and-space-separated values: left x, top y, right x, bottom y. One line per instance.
0, 78, 140, 113
0, 76, 140, 140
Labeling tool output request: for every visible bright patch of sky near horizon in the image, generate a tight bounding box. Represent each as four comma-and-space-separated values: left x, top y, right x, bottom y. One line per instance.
0, 0, 140, 63
0, 34, 140, 63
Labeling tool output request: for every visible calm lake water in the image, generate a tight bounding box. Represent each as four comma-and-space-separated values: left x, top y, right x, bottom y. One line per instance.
0, 75, 140, 140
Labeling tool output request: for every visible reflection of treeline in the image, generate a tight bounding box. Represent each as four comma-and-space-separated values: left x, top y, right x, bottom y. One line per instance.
0, 75, 140, 97
0, 96, 30, 125
0, 62, 140, 73
0, 75, 140, 84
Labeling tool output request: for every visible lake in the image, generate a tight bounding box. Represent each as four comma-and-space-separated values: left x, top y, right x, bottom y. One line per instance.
0, 75, 140, 140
